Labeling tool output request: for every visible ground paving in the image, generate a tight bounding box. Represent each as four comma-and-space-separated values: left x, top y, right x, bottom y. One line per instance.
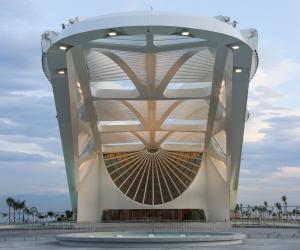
0, 238, 300, 250
1, 223, 300, 249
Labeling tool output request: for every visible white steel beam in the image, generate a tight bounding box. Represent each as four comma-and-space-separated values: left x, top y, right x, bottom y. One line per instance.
204, 46, 230, 150
69, 46, 102, 151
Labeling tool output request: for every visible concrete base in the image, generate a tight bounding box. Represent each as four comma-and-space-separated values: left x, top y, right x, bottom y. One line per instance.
56, 231, 245, 247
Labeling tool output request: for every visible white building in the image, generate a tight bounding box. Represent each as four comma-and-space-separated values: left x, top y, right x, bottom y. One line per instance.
41, 11, 258, 222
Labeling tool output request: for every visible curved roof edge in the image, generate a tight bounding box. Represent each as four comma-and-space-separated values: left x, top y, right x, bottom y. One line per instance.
41, 11, 258, 80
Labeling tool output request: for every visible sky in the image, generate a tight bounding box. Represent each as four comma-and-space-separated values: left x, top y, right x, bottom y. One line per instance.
0, 0, 300, 212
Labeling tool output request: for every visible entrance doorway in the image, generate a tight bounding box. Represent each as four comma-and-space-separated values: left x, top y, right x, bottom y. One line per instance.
102, 209, 206, 222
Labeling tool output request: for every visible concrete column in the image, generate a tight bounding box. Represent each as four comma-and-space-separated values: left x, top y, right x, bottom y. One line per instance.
77, 156, 101, 222
205, 154, 230, 222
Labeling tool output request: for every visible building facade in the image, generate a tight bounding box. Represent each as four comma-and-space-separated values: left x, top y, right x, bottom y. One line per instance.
41, 12, 258, 222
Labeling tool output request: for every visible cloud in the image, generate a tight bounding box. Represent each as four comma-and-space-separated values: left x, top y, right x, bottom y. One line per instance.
9, 90, 52, 98
269, 166, 300, 180
0, 91, 58, 138
243, 113, 300, 173
0, 151, 53, 162
0, 118, 17, 126
239, 40, 300, 205
0, 1, 69, 202
244, 115, 270, 142
244, 58, 300, 143
251, 58, 300, 89
0, 134, 63, 163
0, 159, 67, 196
0, 136, 63, 161
238, 165, 300, 205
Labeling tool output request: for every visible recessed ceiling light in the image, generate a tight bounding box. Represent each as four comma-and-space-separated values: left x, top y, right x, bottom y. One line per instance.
181, 31, 190, 36
59, 45, 68, 51
232, 45, 240, 50
108, 31, 117, 37
58, 69, 66, 75
235, 68, 242, 73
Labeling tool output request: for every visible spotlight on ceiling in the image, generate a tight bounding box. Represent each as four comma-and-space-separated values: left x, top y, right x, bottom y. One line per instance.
58, 69, 66, 75
59, 45, 68, 51
108, 31, 117, 37
181, 31, 190, 36
232, 45, 240, 50
234, 68, 242, 73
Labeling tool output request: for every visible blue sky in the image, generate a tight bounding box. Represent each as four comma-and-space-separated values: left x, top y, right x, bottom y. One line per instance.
0, 0, 300, 211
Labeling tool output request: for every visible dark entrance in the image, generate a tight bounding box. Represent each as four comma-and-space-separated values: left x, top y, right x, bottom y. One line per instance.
102, 209, 205, 222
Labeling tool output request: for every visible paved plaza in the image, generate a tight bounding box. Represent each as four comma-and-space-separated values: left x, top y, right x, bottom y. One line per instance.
1, 225, 300, 250
0, 237, 300, 250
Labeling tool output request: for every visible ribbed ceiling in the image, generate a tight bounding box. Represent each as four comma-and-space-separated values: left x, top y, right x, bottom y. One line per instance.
103, 149, 202, 205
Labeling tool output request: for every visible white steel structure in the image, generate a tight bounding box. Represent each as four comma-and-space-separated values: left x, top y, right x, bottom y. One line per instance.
41, 12, 258, 222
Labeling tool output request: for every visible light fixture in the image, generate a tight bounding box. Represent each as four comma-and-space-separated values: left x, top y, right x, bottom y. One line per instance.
57, 69, 66, 75
232, 45, 240, 50
181, 30, 190, 36
234, 68, 242, 73
59, 45, 68, 51
108, 31, 117, 37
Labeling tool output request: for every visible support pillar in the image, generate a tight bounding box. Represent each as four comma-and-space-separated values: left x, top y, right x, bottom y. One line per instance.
77, 156, 102, 222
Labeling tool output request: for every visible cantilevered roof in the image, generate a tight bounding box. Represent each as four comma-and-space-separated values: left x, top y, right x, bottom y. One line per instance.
42, 11, 258, 208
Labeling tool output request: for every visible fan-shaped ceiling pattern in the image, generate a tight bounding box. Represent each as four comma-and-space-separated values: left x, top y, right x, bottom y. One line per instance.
103, 149, 202, 205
